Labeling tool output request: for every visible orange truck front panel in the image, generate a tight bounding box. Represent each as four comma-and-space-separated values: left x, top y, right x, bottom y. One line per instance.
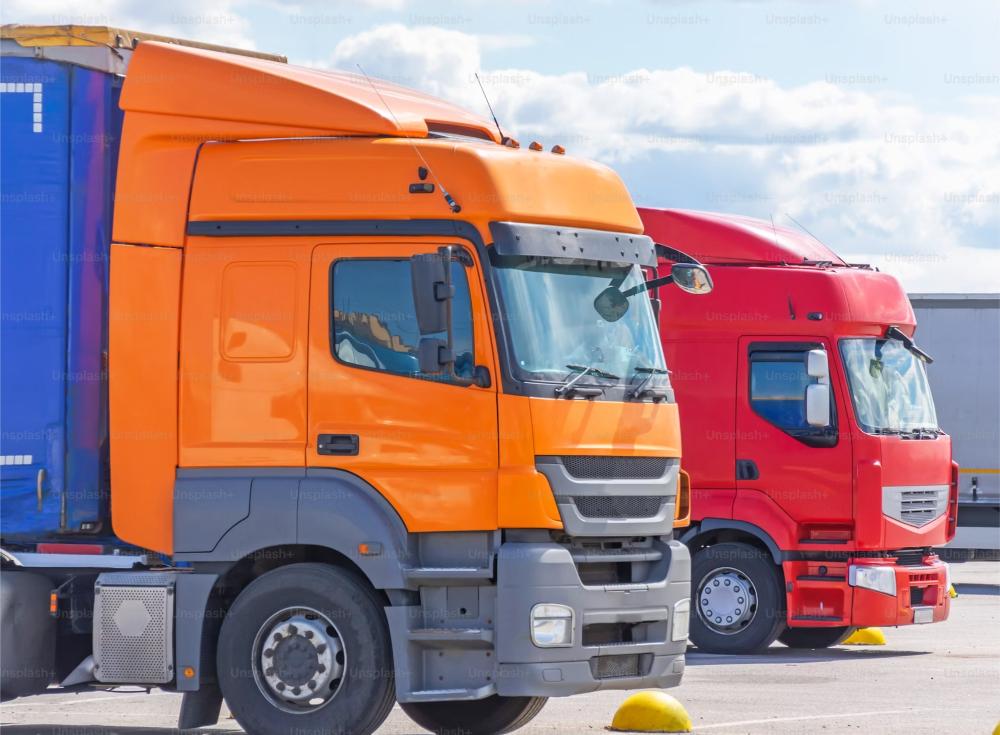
529, 396, 681, 457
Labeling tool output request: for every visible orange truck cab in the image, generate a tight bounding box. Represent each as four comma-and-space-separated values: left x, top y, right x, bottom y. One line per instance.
0, 29, 701, 735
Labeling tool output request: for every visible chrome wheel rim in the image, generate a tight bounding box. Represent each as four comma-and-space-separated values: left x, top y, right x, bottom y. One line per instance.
696, 567, 758, 635
252, 606, 345, 713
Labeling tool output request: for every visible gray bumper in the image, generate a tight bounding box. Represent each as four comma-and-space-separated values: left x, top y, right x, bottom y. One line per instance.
495, 539, 690, 697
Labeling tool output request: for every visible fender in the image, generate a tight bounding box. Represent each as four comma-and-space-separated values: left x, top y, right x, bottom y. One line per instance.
680, 518, 784, 564
172, 468, 414, 589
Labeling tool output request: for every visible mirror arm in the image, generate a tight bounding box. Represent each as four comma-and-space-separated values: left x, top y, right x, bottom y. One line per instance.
621, 274, 674, 298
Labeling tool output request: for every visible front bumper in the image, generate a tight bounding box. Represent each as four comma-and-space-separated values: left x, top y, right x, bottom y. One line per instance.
495, 538, 689, 696
851, 556, 950, 627
783, 553, 950, 628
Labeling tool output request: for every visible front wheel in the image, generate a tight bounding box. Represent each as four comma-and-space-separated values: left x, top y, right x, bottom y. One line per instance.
779, 626, 857, 649
217, 563, 395, 735
401, 695, 547, 735
690, 542, 785, 654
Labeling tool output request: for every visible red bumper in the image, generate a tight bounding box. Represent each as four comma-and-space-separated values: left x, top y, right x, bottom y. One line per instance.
783, 554, 950, 628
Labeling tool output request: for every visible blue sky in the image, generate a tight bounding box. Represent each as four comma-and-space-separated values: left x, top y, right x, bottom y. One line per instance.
5, 0, 998, 290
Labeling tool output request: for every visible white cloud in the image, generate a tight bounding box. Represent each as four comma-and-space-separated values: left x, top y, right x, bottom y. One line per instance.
329, 23, 483, 100
325, 23, 999, 292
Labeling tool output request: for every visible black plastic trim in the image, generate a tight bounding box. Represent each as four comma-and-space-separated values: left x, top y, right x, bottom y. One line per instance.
490, 221, 656, 266
187, 218, 481, 239
680, 519, 784, 564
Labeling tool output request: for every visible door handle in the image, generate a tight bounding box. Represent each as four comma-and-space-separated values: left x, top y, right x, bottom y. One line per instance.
36, 468, 46, 512
317, 434, 360, 456
736, 459, 759, 481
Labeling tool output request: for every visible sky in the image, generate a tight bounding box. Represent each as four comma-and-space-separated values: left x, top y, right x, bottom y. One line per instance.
4, 0, 998, 292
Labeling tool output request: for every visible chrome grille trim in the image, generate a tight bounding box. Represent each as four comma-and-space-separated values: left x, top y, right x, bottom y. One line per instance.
882, 485, 949, 528
536, 455, 679, 537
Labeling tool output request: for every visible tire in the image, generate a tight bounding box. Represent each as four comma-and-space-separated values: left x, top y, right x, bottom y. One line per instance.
690, 542, 785, 654
217, 563, 394, 735
779, 626, 856, 649
401, 695, 547, 735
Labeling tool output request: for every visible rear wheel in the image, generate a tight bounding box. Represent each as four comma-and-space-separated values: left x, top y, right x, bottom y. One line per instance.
779, 626, 856, 649
401, 695, 547, 735
690, 542, 785, 654
217, 563, 394, 735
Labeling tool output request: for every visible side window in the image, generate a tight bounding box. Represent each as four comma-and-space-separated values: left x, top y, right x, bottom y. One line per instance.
330, 257, 475, 382
749, 348, 837, 446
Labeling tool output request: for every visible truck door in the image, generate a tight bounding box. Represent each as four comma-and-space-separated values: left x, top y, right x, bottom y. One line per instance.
307, 241, 499, 531
735, 337, 854, 538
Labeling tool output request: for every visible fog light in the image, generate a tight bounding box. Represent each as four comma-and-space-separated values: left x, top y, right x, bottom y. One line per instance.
672, 598, 690, 642
530, 603, 574, 647
849, 564, 896, 596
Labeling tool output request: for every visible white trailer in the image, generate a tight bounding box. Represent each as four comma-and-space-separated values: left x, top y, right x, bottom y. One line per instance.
910, 293, 1000, 554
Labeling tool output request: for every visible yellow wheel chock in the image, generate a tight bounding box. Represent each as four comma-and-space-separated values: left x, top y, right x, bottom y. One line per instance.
609, 691, 692, 733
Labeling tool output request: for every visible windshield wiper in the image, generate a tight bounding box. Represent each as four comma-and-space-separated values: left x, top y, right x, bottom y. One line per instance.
555, 363, 620, 398
885, 325, 934, 364
901, 427, 944, 439
628, 366, 670, 401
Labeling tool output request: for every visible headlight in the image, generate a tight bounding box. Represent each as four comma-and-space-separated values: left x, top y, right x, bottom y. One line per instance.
849, 564, 897, 596
672, 598, 691, 642
530, 603, 574, 647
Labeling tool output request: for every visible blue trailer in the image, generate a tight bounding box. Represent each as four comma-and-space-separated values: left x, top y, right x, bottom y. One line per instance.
1, 50, 123, 542
0, 28, 285, 708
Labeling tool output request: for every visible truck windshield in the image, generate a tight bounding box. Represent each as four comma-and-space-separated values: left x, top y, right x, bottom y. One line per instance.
840, 338, 938, 433
492, 255, 666, 386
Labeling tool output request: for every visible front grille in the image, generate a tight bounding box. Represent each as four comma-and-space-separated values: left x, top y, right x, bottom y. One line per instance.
562, 456, 670, 480
590, 653, 649, 679
900, 489, 945, 526
584, 623, 633, 646
894, 548, 929, 567
572, 495, 665, 519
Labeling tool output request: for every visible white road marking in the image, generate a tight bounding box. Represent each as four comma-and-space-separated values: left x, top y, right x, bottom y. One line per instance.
697, 708, 934, 730
0, 690, 168, 709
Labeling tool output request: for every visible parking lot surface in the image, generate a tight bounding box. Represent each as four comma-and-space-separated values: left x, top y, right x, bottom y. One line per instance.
3, 561, 998, 735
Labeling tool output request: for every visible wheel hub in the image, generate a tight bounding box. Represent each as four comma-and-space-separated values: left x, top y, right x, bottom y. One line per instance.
697, 567, 758, 635
254, 609, 344, 711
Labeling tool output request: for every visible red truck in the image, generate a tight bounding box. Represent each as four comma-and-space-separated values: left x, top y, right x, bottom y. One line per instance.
640, 208, 956, 654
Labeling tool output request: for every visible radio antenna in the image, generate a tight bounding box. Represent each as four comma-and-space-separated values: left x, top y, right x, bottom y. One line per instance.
475, 72, 505, 144
356, 63, 461, 213
784, 213, 824, 247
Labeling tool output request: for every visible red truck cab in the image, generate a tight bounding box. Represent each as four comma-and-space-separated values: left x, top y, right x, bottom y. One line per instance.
640, 208, 956, 653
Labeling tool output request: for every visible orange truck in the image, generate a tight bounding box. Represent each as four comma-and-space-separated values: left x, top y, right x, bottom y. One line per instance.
0, 28, 711, 735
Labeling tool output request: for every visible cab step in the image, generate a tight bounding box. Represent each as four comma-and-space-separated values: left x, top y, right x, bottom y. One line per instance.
405, 683, 497, 702
409, 627, 494, 648
403, 566, 492, 586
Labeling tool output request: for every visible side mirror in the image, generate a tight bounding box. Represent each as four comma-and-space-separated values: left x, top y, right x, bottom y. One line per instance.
671, 263, 713, 294
805, 383, 831, 427
806, 349, 829, 380
593, 286, 630, 322
418, 337, 453, 374
411, 249, 453, 335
